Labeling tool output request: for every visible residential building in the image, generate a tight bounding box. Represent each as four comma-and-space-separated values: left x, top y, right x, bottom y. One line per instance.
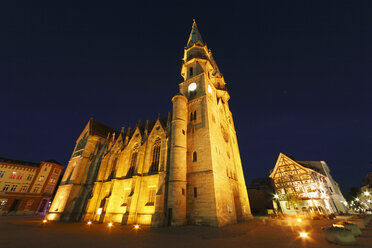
0, 157, 64, 215
269, 153, 347, 216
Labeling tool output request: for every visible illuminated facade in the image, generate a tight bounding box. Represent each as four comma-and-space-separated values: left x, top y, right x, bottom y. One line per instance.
46, 21, 252, 226
0, 157, 63, 215
269, 153, 347, 216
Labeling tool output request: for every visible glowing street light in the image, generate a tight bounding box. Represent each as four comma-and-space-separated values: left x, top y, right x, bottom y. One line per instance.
134, 224, 140, 230
274, 194, 279, 199
87, 221, 92, 225
43, 219, 47, 223
297, 218, 302, 223
364, 191, 370, 196
108, 222, 113, 227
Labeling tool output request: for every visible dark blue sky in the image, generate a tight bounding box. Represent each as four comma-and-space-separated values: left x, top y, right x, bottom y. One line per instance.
1, 1, 371, 195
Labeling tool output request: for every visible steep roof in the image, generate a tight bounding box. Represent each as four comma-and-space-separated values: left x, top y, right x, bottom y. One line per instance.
43, 160, 64, 166
0, 157, 40, 168
89, 118, 120, 138
296, 160, 326, 176
186, 20, 205, 49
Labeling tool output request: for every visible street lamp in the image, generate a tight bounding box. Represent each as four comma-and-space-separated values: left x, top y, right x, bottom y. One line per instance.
364, 191, 370, 196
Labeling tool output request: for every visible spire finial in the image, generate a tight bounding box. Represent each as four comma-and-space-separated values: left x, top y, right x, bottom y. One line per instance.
193, 19, 197, 27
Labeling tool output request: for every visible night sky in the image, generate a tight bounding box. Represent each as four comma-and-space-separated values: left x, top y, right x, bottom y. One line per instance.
1, 1, 371, 195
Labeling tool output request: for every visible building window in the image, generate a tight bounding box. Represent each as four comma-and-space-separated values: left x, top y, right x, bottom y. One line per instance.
53, 169, 60, 174
149, 138, 161, 174
24, 199, 34, 210
33, 187, 39, 193
108, 157, 118, 180
20, 186, 28, 192
182, 188, 185, 196
49, 175, 58, 184
189, 67, 193, 77
194, 187, 197, 198
0, 171, 5, 178
146, 187, 156, 206
126, 147, 138, 177
190, 111, 196, 121
227, 204, 232, 214
26, 174, 33, 181
2, 184, 10, 192
44, 185, 53, 194
10, 172, 16, 179
38, 176, 45, 182
10, 185, 17, 192
192, 152, 197, 162
17, 173, 23, 180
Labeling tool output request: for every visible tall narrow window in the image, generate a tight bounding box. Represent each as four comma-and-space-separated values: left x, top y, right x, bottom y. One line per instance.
190, 112, 193, 122
194, 110, 196, 121
192, 152, 197, 162
194, 187, 197, 198
127, 147, 138, 177
189, 67, 193, 77
108, 157, 118, 180
149, 138, 161, 174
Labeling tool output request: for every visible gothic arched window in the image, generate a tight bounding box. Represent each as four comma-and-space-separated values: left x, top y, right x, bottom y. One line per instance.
149, 138, 161, 174
108, 157, 118, 180
126, 145, 139, 177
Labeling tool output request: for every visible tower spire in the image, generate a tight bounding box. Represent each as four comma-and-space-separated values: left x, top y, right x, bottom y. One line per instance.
186, 19, 204, 49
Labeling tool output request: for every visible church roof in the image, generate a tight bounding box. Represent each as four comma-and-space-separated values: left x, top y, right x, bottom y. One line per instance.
186, 20, 205, 49
89, 118, 120, 138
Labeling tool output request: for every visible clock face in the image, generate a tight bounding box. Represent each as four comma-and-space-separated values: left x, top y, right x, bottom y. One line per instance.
188, 82, 197, 91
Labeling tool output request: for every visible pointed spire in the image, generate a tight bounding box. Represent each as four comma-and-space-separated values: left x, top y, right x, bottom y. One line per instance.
144, 120, 149, 137
186, 19, 204, 49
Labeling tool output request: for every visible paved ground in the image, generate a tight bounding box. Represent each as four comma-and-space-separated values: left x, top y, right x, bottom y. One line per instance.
0, 216, 371, 248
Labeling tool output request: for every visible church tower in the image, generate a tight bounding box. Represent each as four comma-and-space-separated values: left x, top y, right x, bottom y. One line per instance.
168, 20, 252, 226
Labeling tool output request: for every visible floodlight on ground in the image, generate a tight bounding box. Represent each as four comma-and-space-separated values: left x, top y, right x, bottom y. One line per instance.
134, 224, 140, 230
297, 218, 302, 223
87, 221, 92, 225
108, 222, 113, 227
43, 219, 47, 223
299, 232, 308, 238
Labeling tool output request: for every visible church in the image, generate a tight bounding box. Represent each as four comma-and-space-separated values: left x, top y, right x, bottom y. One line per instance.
46, 21, 252, 227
